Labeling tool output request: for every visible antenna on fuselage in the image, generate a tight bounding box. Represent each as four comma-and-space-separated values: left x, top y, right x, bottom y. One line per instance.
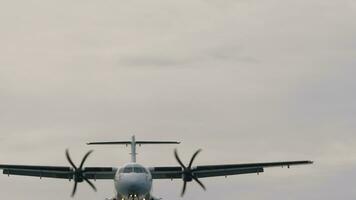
87, 135, 180, 162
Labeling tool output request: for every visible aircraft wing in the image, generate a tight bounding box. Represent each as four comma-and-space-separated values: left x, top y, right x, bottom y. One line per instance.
150, 160, 313, 179
0, 164, 117, 180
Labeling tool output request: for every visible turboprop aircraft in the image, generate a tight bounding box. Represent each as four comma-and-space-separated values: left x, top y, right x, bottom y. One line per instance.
0, 136, 313, 200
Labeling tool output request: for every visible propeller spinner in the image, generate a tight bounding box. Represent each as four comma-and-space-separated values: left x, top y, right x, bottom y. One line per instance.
65, 149, 97, 197
174, 149, 206, 196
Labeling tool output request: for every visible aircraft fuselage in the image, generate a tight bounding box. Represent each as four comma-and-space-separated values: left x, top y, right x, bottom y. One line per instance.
114, 163, 153, 200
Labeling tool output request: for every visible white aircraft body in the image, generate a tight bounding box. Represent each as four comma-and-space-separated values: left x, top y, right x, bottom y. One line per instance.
0, 136, 313, 200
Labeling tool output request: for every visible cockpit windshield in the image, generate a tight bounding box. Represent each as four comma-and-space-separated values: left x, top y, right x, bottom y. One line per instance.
123, 167, 133, 173
120, 165, 148, 174
133, 167, 146, 173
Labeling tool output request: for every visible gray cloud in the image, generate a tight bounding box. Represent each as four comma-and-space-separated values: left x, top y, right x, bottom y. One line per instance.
117, 44, 258, 67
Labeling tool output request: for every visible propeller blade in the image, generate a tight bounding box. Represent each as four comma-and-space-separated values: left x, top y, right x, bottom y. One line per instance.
66, 149, 77, 170
174, 149, 207, 196
84, 177, 97, 192
181, 181, 187, 197
174, 149, 186, 170
192, 175, 206, 191
71, 181, 78, 197
66, 149, 97, 197
188, 149, 202, 169
79, 150, 93, 169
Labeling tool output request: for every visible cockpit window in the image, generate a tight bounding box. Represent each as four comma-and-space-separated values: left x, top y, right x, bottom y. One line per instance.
120, 165, 148, 174
133, 167, 145, 173
123, 167, 133, 173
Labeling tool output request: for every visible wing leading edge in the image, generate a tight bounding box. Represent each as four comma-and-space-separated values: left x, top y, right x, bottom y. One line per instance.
0, 164, 117, 180
0, 161, 312, 180
150, 160, 313, 179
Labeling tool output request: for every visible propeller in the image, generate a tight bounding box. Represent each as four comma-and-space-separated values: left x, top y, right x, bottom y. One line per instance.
174, 149, 206, 197
65, 149, 97, 197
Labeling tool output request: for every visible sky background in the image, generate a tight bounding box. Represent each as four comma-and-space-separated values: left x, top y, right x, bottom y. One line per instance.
0, 0, 355, 199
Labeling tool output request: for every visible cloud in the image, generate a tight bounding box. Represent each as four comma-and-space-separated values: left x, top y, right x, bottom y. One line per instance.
117, 44, 258, 68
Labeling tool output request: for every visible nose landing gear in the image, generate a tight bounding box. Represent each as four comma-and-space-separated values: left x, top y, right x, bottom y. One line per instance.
116, 194, 149, 200
127, 194, 139, 200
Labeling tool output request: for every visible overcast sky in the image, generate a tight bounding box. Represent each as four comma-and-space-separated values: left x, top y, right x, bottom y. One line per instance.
0, 0, 355, 199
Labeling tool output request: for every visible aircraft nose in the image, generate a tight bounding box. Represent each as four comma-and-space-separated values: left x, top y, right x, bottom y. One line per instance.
125, 179, 139, 190
119, 174, 150, 196
127, 184, 140, 193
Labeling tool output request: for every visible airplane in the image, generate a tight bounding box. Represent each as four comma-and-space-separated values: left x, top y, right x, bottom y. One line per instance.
0, 136, 313, 200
